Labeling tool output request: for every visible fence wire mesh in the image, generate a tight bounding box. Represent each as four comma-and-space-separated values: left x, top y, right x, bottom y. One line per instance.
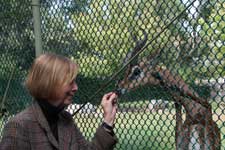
0, 0, 224, 149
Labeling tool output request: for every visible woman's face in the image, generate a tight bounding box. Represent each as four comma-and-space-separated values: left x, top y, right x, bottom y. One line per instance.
51, 79, 78, 107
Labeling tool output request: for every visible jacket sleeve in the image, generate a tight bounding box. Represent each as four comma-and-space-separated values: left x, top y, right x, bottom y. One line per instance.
0, 121, 30, 150
72, 123, 118, 150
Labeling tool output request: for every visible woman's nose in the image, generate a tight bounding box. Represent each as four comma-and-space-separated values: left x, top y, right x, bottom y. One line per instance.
72, 82, 78, 91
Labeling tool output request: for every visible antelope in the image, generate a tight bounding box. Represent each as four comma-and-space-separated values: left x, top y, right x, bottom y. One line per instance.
116, 29, 221, 150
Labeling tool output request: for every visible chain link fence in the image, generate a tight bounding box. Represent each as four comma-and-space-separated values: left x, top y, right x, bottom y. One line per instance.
0, 0, 224, 149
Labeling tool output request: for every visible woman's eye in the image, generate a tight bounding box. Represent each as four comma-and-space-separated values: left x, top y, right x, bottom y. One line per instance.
70, 79, 76, 85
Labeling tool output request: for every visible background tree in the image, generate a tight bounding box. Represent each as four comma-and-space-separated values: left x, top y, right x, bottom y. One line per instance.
0, 0, 34, 115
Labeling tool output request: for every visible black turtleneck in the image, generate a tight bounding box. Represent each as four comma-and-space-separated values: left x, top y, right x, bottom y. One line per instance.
37, 99, 63, 142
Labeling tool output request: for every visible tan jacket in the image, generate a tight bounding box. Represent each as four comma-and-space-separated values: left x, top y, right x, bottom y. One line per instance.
0, 102, 117, 150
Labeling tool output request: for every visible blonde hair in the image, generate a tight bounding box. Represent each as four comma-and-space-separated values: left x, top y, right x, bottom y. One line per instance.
25, 53, 79, 100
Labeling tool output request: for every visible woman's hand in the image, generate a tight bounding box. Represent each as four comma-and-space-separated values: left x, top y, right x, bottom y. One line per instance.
101, 92, 118, 126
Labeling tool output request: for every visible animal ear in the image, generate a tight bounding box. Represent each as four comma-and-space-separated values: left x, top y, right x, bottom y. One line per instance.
131, 28, 148, 59
122, 28, 148, 66
123, 51, 133, 66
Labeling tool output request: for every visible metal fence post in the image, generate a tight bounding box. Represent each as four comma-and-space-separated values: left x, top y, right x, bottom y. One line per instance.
32, 0, 42, 57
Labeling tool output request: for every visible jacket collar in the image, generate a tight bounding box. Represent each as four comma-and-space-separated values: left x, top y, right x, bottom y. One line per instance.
31, 101, 59, 148
31, 101, 73, 149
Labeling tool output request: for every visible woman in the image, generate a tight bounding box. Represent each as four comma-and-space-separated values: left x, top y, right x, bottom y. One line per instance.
0, 53, 118, 150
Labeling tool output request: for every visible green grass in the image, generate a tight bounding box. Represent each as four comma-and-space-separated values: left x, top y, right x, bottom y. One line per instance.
75, 111, 176, 150
74, 108, 225, 150
0, 104, 224, 149
114, 111, 176, 150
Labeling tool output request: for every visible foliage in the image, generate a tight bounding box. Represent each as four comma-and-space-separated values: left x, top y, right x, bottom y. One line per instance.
70, 0, 187, 79
0, 0, 34, 115
194, 0, 225, 78
0, 0, 35, 71
41, 0, 91, 57
0, 78, 32, 115
0, 0, 224, 114
0, 0, 224, 149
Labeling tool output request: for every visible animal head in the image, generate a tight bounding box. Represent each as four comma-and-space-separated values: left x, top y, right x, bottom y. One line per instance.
116, 29, 161, 95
